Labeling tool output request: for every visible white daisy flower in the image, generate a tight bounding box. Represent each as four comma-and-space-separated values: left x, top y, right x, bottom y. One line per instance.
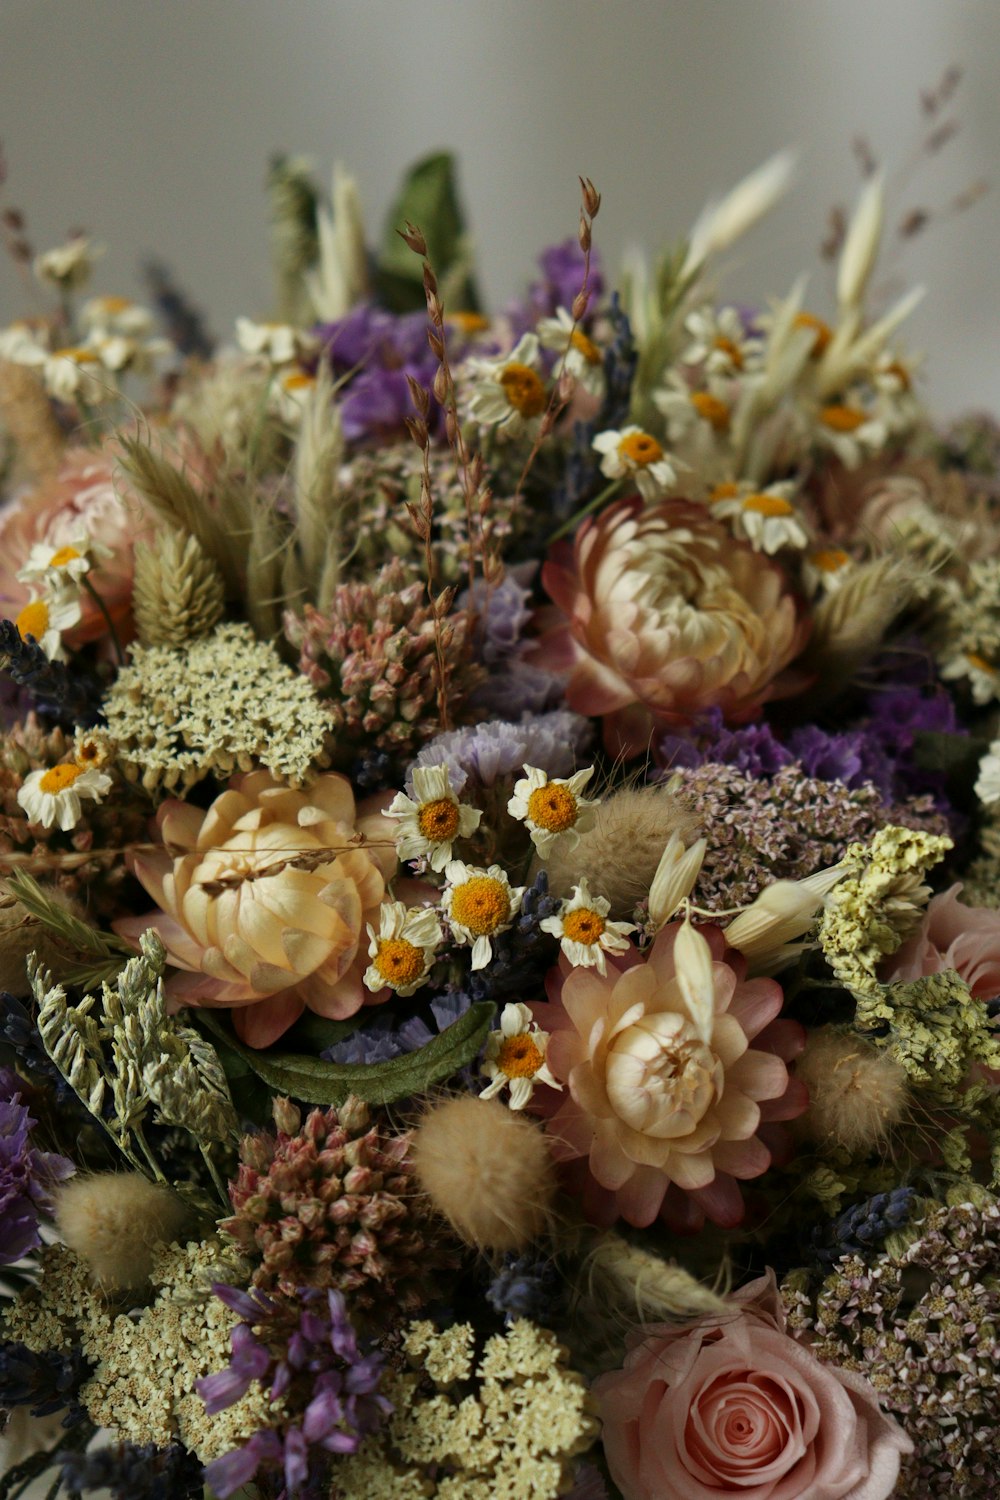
34, 236, 103, 291
654, 370, 734, 444
39, 345, 108, 405
80, 295, 155, 337
363, 901, 442, 996
0, 321, 50, 366
384, 765, 482, 872
466, 332, 548, 438
235, 318, 311, 365
12, 593, 82, 661
536, 307, 605, 398
802, 545, 856, 596
480, 1002, 562, 1110
506, 765, 598, 858
591, 426, 677, 502
710, 482, 809, 554
940, 649, 1000, 706
89, 331, 172, 375
540, 879, 635, 976
682, 305, 762, 376
17, 529, 110, 593
813, 397, 887, 467
17, 763, 113, 831
975, 741, 1000, 806
441, 860, 524, 970
271, 369, 319, 425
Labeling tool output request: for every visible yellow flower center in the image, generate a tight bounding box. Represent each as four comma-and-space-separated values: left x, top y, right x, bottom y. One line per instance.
15, 600, 50, 640
794, 312, 832, 357
282, 371, 316, 392
450, 877, 511, 936
496, 1033, 545, 1078
499, 362, 547, 418
562, 907, 606, 946
743, 493, 794, 517
53, 346, 100, 364
689, 391, 730, 431
713, 335, 744, 369
417, 798, 460, 843
373, 937, 426, 986
966, 652, 996, 674
883, 359, 911, 391
618, 431, 663, 467
100, 296, 133, 314
526, 782, 578, 833
570, 328, 602, 364
75, 738, 102, 766
448, 311, 491, 334
820, 404, 866, 433
810, 547, 850, 574
710, 481, 740, 501
39, 763, 85, 794
49, 545, 82, 567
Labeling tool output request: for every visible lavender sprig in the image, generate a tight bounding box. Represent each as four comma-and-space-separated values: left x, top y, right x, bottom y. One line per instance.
0, 621, 103, 727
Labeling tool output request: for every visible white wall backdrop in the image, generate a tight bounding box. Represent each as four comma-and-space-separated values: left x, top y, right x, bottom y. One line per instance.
1, 0, 997, 417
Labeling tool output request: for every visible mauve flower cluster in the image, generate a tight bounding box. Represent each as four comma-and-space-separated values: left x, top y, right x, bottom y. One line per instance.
461, 567, 567, 719
0, 1067, 74, 1265
407, 708, 593, 798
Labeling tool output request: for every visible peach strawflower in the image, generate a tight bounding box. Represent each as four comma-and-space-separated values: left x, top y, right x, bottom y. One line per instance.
882, 882, 1000, 1002
535, 496, 810, 757
531, 920, 806, 1231
117, 770, 397, 1048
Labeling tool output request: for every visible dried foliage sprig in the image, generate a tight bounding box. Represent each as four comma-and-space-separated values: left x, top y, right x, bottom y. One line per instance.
5, 869, 134, 991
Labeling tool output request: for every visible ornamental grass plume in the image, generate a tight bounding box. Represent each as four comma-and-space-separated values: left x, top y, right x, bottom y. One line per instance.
54, 1172, 192, 1290
793, 1030, 910, 1154
0, 359, 64, 482
222, 1095, 456, 1309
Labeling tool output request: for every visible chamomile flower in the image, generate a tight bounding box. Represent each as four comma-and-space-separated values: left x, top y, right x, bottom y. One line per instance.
802, 545, 855, 595
235, 318, 311, 365
89, 330, 172, 375
710, 482, 809, 554
974, 740, 1000, 806
591, 426, 677, 501
12, 593, 82, 661
40, 346, 108, 405
682, 305, 762, 375
480, 1002, 561, 1110
813, 396, 887, 467
507, 765, 598, 857
441, 861, 524, 970
34, 236, 104, 291
536, 307, 605, 398
17, 763, 113, 831
363, 901, 443, 996
80, 295, 155, 338
17, 529, 109, 592
539, 880, 634, 976
385, 765, 482, 872
271, 369, 318, 425
466, 332, 548, 438
655, 370, 734, 443
940, 649, 1000, 705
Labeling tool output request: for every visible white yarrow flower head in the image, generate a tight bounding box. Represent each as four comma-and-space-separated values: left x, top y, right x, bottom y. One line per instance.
536, 307, 605, 397
384, 765, 482, 872
466, 332, 548, 438
17, 763, 113, 831
507, 765, 598, 857
441, 861, 525, 970
363, 901, 442, 996
591, 426, 677, 501
480, 1002, 562, 1110
975, 741, 1000, 806
709, 482, 809, 555
540, 879, 635, 976
34, 235, 104, 291
12, 593, 82, 662
17, 529, 110, 593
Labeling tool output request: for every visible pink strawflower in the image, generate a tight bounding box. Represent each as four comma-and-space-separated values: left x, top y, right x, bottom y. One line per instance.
531, 922, 806, 1232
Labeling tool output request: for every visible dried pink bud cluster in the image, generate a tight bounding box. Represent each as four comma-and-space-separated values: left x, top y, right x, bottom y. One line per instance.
285, 560, 481, 765
222, 1094, 456, 1311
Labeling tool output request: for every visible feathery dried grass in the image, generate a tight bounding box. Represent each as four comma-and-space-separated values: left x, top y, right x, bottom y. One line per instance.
797, 555, 925, 703
582, 1231, 729, 1324
133, 527, 225, 646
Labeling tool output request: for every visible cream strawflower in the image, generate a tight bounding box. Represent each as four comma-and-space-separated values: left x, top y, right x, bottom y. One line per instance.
975, 741, 1000, 806
385, 765, 482, 872
480, 1002, 562, 1110
709, 482, 809, 555
592, 426, 677, 501
442, 861, 524, 970
540, 880, 635, 976
537, 307, 605, 398
34, 235, 104, 291
506, 765, 598, 857
363, 901, 442, 997
466, 332, 548, 438
11, 593, 82, 661
17, 529, 109, 593
17, 763, 113, 831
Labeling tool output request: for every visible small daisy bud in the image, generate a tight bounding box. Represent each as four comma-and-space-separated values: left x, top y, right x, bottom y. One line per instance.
55, 1173, 192, 1289
272, 1096, 301, 1136
794, 1030, 909, 1154
411, 1095, 557, 1253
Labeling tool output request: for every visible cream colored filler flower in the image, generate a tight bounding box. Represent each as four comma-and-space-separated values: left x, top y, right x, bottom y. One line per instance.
385, 765, 482, 871
507, 765, 597, 857
17, 763, 112, 831
442, 861, 524, 970
364, 901, 442, 996
480, 1002, 561, 1109
540, 880, 634, 975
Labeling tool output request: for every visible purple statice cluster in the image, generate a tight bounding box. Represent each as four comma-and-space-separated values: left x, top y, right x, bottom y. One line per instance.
315, 305, 440, 444
407, 709, 593, 798
322, 990, 471, 1067
0, 1066, 74, 1266
200, 1285, 390, 1500
460, 567, 567, 718
523, 237, 605, 324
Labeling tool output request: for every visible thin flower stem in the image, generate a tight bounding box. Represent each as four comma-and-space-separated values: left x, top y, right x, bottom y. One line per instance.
201, 1141, 231, 1210
81, 574, 125, 663
547, 478, 621, 544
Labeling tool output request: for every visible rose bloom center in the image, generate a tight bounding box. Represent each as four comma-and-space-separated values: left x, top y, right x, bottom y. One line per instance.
374, 937, 425, 986
618, 431, 663, 466
526, 783, 578, 833
39, 763, 84, 794
605, 1013, 720, 1137
497, 1034, 545, 1078
450, 877, 511, 936
691, 1371, 793, 1478
417, 797, 460, 842
499, 362, 547, 418
562, 908, 606, 945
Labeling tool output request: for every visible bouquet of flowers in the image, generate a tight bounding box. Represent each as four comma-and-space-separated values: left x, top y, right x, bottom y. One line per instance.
2, 81, 999, 1499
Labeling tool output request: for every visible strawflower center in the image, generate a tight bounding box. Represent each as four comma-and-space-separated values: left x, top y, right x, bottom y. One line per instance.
743, 493, 794, 517
16, 600, 50, 640
417, 798, 460, 842
811, 547, 850, 573
39, 763, 85, 794
497, 1033, 545, 1078
562, 908, 606, 945
618, 431, 663, 467
527, 783, 578, 833
794, 312, 832, 357
373, 938, 426, 986
49, 545, 82, 567
499, 362, 547, 417
713, 335, 744, 368
450, 877, 511, 936
821, 404, 866, 432
571, 328, 601, 364
690, 391, 731, 431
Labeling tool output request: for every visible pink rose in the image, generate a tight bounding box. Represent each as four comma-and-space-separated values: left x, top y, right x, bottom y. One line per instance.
593, 1271, 911, 1500
883, 882, 1000, 1001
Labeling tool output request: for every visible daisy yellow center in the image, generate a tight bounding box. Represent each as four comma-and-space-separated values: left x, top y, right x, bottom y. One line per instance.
811, 547, 850, 573
571, 328, 601, 364
966, 652, 996, 674
743, 493, 794, 517
527, 783, 578, 833
283, 372, 315, 391
618, 431, 663, 467
821, 404, 866, 433
49, 545, 82, 567
713, 335, 744, 368
562, 907, 606, 945
53, 346, 100, 364
417, 798, 460, 842
15, 600, 50, 640
499, 362, 547, 418
496, 1033, 545, 1078
373, 937, 426, 986
794, 312, 832, 357
449, 311, 491, 334
99, 296, 132, 314
690, 391, 730, 431
710, 481, 740, 501
884, 359, 911, 390
39, 763, 84, 794
450, 877, 511, 936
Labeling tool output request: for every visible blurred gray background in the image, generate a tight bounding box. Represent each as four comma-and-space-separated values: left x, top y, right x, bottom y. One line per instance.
1, 0, 997, 417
